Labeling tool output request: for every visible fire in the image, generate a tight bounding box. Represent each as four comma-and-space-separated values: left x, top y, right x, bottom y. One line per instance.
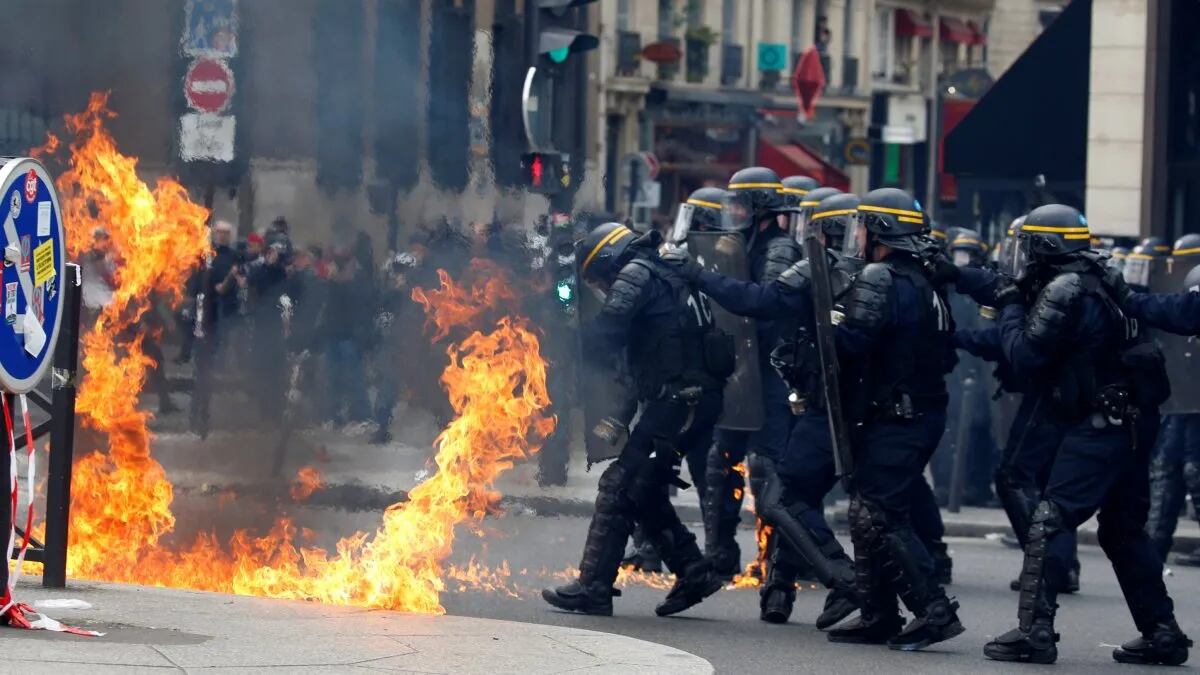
730, 520, 773, 589
289, 466, 322, 502
30, 93, 554, 613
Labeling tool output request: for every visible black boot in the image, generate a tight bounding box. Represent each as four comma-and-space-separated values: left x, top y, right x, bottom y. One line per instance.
655, 559, 723, 617
984, 620, 1059, 664
620, 530, 663, 574
888, 596, 965, 651
759, 584, 795, 624
1112, 621, 1192, 666
541, 580, 620, 616
816, 585, 860, 630
828, 610, 904, 644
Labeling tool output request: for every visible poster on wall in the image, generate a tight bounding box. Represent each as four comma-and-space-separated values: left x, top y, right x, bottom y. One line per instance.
182, 0, 239, 58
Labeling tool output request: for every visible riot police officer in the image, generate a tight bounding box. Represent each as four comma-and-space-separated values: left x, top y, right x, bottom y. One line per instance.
703, 167, 802, 579
669, 187, 728, 244
542, 223, 730, 617
823, 188, 964, 651
780, 175, 820, 208
667, 192, 861, 627
982, 204, 1189, 665
1124, 240, 1171, 291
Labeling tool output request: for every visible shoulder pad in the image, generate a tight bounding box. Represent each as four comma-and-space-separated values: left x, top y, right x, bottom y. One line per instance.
777, 260, 812, 293
604, 259, 655, 318
845, 263, 893, 331
1027, 272, 1085, 346
762, 237, 802, 284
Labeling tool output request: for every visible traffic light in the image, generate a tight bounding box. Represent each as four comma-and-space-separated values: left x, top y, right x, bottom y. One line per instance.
520, 151, 570, 194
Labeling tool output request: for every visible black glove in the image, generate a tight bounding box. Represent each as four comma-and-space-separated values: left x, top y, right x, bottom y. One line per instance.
992, 279, 1024, 308
923, 250, 960, 285
1104, 265, 1133, 306
660, 247, 702, 283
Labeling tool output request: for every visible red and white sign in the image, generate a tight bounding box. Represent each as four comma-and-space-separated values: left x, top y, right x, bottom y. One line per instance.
640, 152, 660, 180
184, 58, 234, 114
22, 170, 36, 204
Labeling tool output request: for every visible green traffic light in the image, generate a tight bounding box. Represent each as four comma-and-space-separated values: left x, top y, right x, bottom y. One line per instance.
548, 46, 570, 63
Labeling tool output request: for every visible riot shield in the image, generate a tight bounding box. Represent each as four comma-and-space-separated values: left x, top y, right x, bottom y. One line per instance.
1151, 257, 1200, 414
803, 235, 855, 479
575, 254, 633, 466
685, 230, 765, 430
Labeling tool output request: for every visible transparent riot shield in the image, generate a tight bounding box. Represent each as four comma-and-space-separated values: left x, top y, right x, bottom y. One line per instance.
684, 230, 764, 430
1151, 257, 1200, 414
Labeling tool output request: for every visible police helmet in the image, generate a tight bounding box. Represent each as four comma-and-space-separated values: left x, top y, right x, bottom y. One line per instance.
845, 188, 927, 259
780, 176, 820, 208
807, 192, 859, 252
670, 187, 727, 243
1107, 246, 1130, 272
1019, 204, 1091, 260
929, 221, 951, 250
789, 187, 842, 242
1139, 237, 1172, 256
724, 166, 785, 232
1173, 233, 1200, 258
579, 222, 637, 283
1185, 263, 1200, 293
1124, 242, 1169, 289
950, 228, 988, 268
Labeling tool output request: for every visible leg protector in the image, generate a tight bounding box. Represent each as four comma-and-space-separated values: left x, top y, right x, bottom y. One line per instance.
1146, 452, 1185, 560
1017, 500, 1063, 635
995, 465, 1042, 548
702, 442, 743, 572
753, 454, 854, 591
579, 462, 636, 588
847, 495, 897, 619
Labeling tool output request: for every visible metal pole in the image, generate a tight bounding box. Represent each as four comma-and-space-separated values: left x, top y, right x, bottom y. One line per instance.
43, 263, 82, 588
947, 375, 973, 514
925, 5, 941, 219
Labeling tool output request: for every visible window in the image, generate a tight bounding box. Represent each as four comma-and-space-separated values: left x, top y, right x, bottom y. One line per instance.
617, 0, 630, 32
871, 6, 895, 83
721, 0, 737, 43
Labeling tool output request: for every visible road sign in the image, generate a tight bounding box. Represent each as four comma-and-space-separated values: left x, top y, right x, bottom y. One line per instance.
184, 58, 234, 114
843, 137, 870, 165
0, 158, 66, 394
757, 42, 788, 72
633, 180, 661, 208
640, 151, 660, 180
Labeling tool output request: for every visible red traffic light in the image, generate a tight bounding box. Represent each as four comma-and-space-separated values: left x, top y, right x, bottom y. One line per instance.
531, 154, 544, 186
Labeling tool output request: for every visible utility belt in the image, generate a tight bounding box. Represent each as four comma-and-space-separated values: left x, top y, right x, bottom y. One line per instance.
867, 391, 948, 422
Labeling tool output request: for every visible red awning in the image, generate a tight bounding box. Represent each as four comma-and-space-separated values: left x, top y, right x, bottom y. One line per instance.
756, 140, 850, 192
896, 9, 933, 38
940, 17, 975, 44
967, 21, 987, 45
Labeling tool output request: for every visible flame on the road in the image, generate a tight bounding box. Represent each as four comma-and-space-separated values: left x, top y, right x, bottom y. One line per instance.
33, 93, 554, 613
289, 466, 322, 502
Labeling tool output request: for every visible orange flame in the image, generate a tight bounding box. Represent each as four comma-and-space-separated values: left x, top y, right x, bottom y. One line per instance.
290, 467, 322, 502
32, 93, 554, 613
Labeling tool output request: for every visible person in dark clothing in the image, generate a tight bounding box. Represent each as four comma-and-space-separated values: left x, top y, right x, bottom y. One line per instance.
542, 223, 729, 618
979, 204, 1189, 666
371, 251, 421, 444
246, 237, 301, 426
323, 245, 373, 427
187, 220, 242, 437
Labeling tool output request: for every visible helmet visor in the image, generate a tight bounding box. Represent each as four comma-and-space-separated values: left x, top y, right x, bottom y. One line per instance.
953, 249, 973, 267
1123, 255, 1151, 288
721, 192, 754, 232
670, 203, 696, 244
788, 208, 817, 245
843, 211, 870, 260
1009, 234, 1030, 277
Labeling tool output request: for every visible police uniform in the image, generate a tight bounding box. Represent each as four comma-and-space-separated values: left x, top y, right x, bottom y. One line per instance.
703, 167, 802, 578
543, 223, 729, 618
667, 192, 861, 628
825, 188, 964, 651
982, 204, 1190, 666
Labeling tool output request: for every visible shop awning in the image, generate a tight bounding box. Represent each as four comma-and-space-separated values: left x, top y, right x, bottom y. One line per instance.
944, 0, 1091, 182
940, 17, 975, 44
967, 21, 987, 45
757, 140, 850, 192
896, 9, 933, 38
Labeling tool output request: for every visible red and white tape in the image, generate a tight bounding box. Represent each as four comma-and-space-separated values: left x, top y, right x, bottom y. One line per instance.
1, 394, 101, 636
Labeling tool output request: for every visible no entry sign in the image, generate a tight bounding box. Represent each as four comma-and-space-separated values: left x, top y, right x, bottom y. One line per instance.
184, 58, 234, 114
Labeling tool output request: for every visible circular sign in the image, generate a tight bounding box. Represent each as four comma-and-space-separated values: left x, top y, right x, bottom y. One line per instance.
0, 158, 66, 394
184, 58, 234, 114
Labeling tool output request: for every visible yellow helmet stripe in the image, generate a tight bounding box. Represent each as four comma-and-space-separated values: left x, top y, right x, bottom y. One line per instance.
728, 182, 785, 190
1172, 246, 1200, 256
812, 208, 857, 220
858, 204, 925, 219
1064, 233, 1091, 240
898, 216, 925, 224
1021, 224, 1090, 234
953, 237, 982, 246
1126, 252, 1155, 260
581, 226, 632, 275
686, 198, 723, 209
780, 187, 809, 195
799, 200, 822, 207
1152, 245, 1171, 252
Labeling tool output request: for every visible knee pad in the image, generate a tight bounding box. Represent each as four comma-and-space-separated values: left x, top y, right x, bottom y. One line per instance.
1028, 500, 1064, 545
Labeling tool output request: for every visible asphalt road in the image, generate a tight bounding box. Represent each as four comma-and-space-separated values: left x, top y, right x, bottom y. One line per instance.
437, 514, 1200, 675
